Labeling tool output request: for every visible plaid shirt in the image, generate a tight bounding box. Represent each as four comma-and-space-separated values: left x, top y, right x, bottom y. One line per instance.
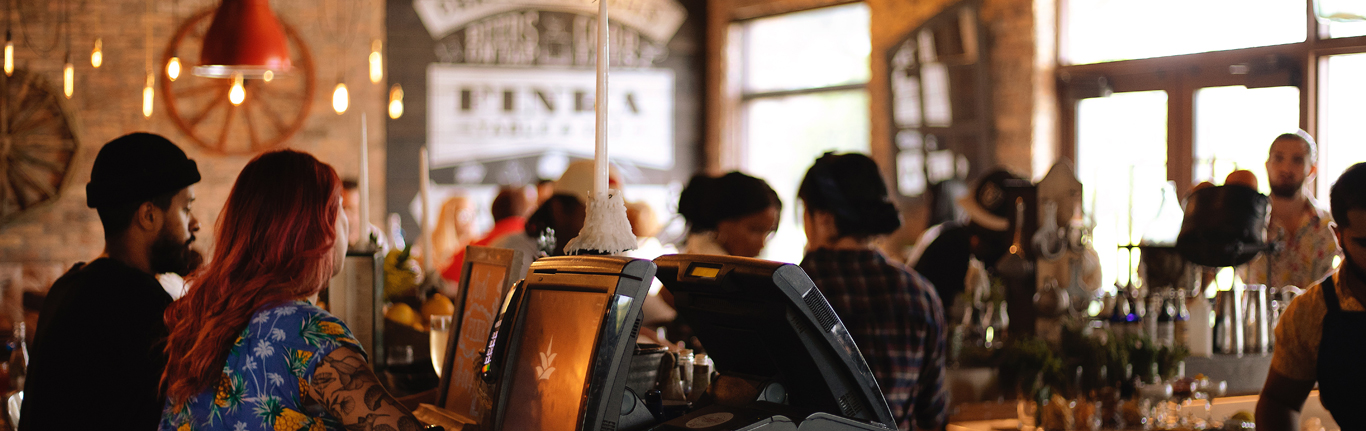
800, 248, 948, 430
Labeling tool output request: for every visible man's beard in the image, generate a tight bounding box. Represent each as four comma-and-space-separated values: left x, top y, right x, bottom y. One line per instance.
1270, 179, 1303, 198
150, 230, 203, 276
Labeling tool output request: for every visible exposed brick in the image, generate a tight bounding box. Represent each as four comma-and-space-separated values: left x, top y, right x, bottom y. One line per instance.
0, 0, 388, 291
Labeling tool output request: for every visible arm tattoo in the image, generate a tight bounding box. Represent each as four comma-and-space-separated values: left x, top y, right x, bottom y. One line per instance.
315, 347, 421, 431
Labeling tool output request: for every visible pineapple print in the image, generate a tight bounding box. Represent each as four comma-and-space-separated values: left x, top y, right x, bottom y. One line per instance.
213, 371, 246, 410
274, 408, 317, 431
299, 315, 335, 348
285, 348, 314, 378
231, 327, 252, 357
297, 377, 311, 401
176, 423, 192, 431
252, 396, 285, 428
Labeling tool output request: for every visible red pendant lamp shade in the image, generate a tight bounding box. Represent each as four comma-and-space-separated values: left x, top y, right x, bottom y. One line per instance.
193, 0, 292, 78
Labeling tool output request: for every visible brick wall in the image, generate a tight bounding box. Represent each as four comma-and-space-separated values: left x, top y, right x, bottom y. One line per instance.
0, 0, 387, 320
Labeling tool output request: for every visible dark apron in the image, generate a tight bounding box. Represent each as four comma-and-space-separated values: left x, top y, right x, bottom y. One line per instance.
1316, 274, 1366, 426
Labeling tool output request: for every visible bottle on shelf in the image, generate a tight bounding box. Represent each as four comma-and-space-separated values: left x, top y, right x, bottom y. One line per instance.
1173, 290, 1190, 349
1155, 291, 1176, 348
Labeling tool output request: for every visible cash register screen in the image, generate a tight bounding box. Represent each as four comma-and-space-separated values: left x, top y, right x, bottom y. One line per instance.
498, 289, 606, 431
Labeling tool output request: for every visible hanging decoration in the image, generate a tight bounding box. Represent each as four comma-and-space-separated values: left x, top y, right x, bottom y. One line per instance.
161, 9, 316, 154
90, 37, 100, 68
229, 73, 245, 105
332, 81, 347, 114
142, 0, 154, 117
368, 39, 381, 83
165, 0, 180, 81
387, 83, 402, 119
195, 0, 291, 78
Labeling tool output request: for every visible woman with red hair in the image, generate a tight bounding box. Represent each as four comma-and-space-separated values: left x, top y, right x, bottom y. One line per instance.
159, 150, 420, 430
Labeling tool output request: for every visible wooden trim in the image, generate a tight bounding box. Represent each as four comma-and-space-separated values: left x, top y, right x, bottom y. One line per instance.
740, 83, 867, 101
730, 0, 861, 21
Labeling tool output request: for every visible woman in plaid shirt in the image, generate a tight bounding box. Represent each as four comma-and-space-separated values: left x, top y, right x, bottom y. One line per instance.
796, 153, 948, 430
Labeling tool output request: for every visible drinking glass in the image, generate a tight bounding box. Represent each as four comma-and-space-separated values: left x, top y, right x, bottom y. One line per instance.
429, 315, 453, 376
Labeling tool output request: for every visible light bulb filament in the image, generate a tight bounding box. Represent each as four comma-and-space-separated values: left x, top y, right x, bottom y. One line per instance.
229, 74, 245, 105
167, 57, 181, 81
332, 82, 349, 114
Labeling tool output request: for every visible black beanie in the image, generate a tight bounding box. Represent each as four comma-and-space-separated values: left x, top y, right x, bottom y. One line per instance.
86, 132, 201, 208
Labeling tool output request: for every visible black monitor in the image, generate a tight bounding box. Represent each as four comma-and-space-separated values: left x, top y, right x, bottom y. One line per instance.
483, 255, 656, 431
652, 254, 896, 429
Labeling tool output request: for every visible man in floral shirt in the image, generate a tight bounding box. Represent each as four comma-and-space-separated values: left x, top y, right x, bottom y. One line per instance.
1239, 131, 1339, 289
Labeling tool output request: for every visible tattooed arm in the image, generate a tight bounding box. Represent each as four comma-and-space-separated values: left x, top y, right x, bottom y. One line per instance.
310, 346, 425, 431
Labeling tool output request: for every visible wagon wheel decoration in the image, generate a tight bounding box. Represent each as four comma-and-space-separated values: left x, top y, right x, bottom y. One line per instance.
161, 9, 316, 155
0, 68, 80, 226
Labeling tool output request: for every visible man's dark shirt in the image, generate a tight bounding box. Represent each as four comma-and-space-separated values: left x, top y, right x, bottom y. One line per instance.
20, 258, 173, 430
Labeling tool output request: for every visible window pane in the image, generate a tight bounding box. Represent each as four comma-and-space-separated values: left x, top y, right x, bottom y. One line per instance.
743, 90, 870, 263
1076, 91, 1167, 294
743, 3, 871, 93
1320, 0, 1366, 38
1066, 0, 1305, 65
1193, 86, 1301, 193
1319, 54, 1366, 200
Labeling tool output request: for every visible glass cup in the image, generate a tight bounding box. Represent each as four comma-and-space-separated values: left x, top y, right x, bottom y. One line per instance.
429, 314, 453, 376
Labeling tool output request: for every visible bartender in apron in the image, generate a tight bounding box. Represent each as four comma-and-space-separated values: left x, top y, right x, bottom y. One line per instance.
1257, 162, 1366, 429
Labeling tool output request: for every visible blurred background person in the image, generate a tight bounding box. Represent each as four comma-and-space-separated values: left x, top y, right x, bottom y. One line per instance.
440, 185, 537, 286
676, 172, 782, 258
160, 150, 420, 430
796, 152, 947, 430
907, 168, 1021, 313
428, 195, 477, 272
493, 160, 621, 271
341, 179, 388, 251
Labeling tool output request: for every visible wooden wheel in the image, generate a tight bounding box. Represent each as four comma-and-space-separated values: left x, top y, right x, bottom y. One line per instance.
0, 68, 80, 226
161, 10, 315, 155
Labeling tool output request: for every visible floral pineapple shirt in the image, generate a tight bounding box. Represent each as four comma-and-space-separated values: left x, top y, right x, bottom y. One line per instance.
161, 301, 365, 431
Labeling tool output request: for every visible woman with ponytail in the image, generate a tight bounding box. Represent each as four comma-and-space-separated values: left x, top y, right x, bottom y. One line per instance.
796, 152, 947, 431
160, 150, 420, 431
677, 172, 782, 258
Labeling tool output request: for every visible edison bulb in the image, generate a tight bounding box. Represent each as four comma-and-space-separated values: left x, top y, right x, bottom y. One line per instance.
369, 40, 383, 83
262, 70, 273, 82
63, 61, 73, 98
388, 84, 404, 119
229, 74, 245, 105
332, 82, 349, 114
142, 75, 154, 118
167, 57, 181, 81
91, 38, 103, 68
3, 34, 11, 76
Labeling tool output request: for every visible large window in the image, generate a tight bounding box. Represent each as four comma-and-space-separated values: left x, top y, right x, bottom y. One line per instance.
734, 3, 872, 263
1063, 0, 1366, 294
1065, 0, 1305, 65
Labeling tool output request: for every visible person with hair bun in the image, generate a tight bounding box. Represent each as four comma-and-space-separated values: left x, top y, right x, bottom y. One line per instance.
159, 150, 421, 431
796, 152, 946, 431
677, 172, 782, 258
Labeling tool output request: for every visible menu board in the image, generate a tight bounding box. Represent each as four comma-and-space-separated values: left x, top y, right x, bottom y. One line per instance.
439, 246, 525, 421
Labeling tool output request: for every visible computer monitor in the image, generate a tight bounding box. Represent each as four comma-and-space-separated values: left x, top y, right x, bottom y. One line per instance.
652, 254, 896, 429
483, 255, 656, 431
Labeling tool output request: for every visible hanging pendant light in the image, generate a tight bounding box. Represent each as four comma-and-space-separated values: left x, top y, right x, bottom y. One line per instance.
195, 0, 291, 78
143, 74, 155, 117
369, 40, 382, 83
3, 31, 11, 77
91, 38, 103, 68
63, 53, 74, 98
229, 74, 246, 105
388, 84, 404, 119
332, 81, 349, 114
167, 56, 182, 81
262, 70, 273, 82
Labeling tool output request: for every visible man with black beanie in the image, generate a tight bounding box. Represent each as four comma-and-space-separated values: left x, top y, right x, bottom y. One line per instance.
20, 132, 202, 430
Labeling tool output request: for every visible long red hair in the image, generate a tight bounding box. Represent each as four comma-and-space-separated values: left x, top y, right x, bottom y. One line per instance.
162, 150, 342, 402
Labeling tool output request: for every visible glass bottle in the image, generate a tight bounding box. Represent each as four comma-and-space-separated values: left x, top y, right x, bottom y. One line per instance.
1173, 291, 1190, 349
1156, 291, 1176, 348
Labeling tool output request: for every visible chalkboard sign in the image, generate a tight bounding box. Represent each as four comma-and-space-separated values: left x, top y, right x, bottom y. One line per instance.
437, 245, 526, 422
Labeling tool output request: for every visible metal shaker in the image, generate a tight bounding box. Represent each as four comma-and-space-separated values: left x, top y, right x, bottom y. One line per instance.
1213, 289, 1244, 355
1243, 285, 1270, 354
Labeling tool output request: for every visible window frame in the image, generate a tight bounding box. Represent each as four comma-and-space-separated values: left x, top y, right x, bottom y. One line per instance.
1058, 0, 1366, 197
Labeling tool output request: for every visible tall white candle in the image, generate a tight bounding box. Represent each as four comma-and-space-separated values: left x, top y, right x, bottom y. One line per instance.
419, 147, 434, 272
358, 113, 370, 249
593, 0, 609, 197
